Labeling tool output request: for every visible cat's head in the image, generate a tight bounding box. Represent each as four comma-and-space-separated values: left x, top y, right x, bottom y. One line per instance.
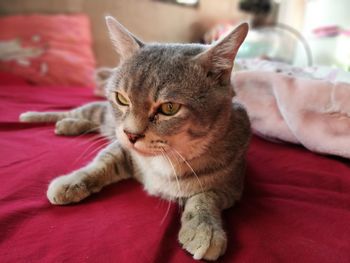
105, 16, 248, 160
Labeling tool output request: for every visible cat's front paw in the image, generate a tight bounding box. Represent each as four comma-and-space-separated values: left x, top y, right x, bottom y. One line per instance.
55, 118, 79, 135
179, 213, 227, 261
47, 174, 91, 205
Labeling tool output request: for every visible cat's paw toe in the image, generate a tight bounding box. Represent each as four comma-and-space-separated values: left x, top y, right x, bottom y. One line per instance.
47, 175, 90, 205
201, 228, 227, 260
19, 111, 38, 122
179, 215, 227, 261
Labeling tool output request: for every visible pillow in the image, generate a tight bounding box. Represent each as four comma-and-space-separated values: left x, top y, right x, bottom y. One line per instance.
0, 14, 96, 87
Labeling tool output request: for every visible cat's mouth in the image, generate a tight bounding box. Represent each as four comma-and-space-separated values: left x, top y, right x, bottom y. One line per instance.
129, 142, 165, 157
116, 128, 166, 157
131, 146, 157, 156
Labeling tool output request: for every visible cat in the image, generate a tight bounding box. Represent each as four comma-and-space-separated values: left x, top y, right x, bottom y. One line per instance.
19, 16, 251, 261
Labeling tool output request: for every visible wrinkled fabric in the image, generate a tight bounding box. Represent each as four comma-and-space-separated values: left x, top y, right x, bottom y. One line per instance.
233, 70, 350, 159
1, 73, 350, 263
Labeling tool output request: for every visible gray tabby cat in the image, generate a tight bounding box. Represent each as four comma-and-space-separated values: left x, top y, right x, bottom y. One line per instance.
19, 17, 251, 261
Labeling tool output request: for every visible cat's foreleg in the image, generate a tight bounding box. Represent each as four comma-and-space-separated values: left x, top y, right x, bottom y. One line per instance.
179, 190, 235, 261
47, 141, 131, 205
19, 101, 107, 135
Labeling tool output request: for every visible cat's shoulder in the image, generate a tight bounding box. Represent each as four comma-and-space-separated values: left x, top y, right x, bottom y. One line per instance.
230, 101, 251, 140
232, 101, 249, 124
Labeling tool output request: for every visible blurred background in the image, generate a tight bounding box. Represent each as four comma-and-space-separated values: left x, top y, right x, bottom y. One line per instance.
0, 0, 349, 74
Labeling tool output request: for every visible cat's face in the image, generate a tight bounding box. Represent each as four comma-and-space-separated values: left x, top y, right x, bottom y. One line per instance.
105, 17, 248, 160
107, 44, 231, 159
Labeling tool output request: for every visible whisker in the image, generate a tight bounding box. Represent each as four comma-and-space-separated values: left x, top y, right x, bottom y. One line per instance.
160, 199, 172, 225
37, 124, 103, 158
80, 126, 100, 134
169, 149, 182, 176
159, 150, 174, 225
76, 134, 106, 146
162, 148, 182, 197
66, 126, 101, 139
84, 140, 113, 159
66, 129, 104, 147
79, 136, 108, 154
64, 136, 105, 153
168, 149, 186, 207
70, 137, 109, 167
171, 148, 204, 194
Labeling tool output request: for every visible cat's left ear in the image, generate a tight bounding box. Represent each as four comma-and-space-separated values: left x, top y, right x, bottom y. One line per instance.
196, 23, 249, 84
105, 16, 144, 63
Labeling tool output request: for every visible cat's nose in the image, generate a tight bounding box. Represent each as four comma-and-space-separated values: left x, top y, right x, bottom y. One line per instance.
123, 130, 145, 144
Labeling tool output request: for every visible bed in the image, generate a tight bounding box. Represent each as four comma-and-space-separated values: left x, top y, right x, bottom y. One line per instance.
1, 71, 350, 262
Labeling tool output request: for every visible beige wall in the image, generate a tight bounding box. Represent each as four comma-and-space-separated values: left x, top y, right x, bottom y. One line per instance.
277, 0, 305, 30
0, 0, 248, 66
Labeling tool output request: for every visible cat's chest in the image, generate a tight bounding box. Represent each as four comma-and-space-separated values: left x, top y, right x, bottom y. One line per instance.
130, 152, 181, 199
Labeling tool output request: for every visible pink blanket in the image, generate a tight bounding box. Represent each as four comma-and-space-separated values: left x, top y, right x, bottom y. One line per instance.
232, 69, 350, 159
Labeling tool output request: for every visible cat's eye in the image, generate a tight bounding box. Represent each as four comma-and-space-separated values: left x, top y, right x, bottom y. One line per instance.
115, 92, 129, 106
159, 102, 181, 116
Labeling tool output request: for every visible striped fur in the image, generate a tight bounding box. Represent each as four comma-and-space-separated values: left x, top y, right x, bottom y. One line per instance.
19, 17, 250, 261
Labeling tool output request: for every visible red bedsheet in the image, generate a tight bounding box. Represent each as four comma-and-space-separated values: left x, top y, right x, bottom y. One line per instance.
1, 73, 350, 263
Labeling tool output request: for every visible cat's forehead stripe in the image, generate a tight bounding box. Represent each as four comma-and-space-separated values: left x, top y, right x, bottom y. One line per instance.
121, 76, 130, 93
153, 80, 163, 102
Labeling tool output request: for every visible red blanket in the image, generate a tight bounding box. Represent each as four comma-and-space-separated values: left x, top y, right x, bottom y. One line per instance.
1, 73, 350, 262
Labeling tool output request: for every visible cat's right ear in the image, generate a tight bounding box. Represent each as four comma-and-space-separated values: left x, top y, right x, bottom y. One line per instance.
105, 16, 144, 62
195, 23, 249, 84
